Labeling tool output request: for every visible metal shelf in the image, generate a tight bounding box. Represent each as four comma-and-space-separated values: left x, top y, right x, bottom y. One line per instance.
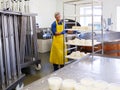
65, 47, 77, 51
65, 53, 90, 60
64, 34, 77, 37
64, 0, 102, 5
65, 42, 101, 46
65, 29, 93, 33
64, 15, 102, 18
63, 0, 104, 63
0, 10, 37, 16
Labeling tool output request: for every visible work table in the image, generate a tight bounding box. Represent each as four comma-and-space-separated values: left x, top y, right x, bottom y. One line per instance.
23, 55, 120, 90
80, 31, 120, 42
96, 31, 120, 42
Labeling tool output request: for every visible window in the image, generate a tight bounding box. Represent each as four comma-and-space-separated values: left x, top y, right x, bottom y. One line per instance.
117, 6, 120, 31
80, 6, 102, 30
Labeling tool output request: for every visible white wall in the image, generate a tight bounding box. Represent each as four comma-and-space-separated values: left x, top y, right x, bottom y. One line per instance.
30, 0, 56, 28
56, 0, 120, 31
103, 0, 117, 31
29, 0, 120, 30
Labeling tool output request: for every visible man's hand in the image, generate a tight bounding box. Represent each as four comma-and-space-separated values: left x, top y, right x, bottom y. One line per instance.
55, 30, 77, 35
61, 30, 67, 34
55, 32, 61, 35
67, 30, 74, 34
68, 30, 78, 34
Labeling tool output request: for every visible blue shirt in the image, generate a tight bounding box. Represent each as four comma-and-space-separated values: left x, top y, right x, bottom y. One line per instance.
51, 20, 66, 35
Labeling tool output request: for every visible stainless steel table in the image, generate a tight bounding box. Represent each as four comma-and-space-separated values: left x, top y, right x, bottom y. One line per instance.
23, 56, 120, 90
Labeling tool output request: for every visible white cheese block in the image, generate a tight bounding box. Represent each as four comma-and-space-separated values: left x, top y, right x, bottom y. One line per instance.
107, 83, 120, 90
62, 79, 77, 90
74, 83, 88, 90
48, 77, 62, 90
93, 80, 108, 89
80, 78, 95, 86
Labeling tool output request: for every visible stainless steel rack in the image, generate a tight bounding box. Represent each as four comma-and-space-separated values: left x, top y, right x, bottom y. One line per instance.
63, 0, 104, 62
0, 10, 40, 90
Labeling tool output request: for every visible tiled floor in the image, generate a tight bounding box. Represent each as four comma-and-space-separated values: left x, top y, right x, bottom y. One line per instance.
23, 52, 53, 85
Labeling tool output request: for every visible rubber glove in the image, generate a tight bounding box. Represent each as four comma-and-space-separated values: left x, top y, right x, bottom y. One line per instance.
73, 31, 79, 34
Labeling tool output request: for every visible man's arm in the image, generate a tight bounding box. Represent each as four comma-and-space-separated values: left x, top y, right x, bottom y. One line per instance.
62, 20, 73, 34
51, 22, 61, 36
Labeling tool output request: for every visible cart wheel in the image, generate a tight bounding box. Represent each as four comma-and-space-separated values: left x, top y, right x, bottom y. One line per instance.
35, 64, 41, 70
16, 83, 24, 90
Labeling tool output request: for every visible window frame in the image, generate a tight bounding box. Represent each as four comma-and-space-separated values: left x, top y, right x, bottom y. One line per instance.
79, 6, 102, 30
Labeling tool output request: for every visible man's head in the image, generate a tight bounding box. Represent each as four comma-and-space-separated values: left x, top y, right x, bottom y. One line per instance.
54, 12, 61, 22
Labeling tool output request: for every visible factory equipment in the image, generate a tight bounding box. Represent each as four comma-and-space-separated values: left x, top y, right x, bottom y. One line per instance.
0, 0, 30, 13
37, 28, 52, 39
20, 14, 41, 69
37, 28, 52, 53
0, 11, 24, 90
0, 10, 41, 90
64, 19, 81, 29
63, 0, 104, 63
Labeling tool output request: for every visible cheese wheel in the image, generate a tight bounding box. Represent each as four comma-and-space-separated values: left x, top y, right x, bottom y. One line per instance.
107, 83, 120, 90
93, 80, 108, 89
70, 52, 76, 57
62, 79, 77, 90
80, 78, 95, 86
48, 77, 62, 90
74, 83, 88, 90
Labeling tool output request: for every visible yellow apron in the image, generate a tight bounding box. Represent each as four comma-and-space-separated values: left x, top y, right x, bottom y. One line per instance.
50, 21, 67, 65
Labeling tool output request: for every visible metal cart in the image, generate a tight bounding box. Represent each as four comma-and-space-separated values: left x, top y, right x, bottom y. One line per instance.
20, 13, 41, 69
0, 11, 24, 90
0, 10, 41, 90
63, 0, 104, 62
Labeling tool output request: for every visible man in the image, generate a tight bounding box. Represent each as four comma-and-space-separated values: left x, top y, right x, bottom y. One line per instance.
50, 12, 67, 71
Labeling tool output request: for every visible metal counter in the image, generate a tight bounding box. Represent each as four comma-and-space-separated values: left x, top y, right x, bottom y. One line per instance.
81, 31, 120, 42
23, 56, 120, 90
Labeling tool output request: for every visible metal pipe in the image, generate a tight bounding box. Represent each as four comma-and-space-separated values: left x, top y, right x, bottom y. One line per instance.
20, 16, 27, 64
13, 15, 21, 77
1, 14, 12, 85
92, 0, 94, 59
8, 15, 17, 80
63, 2, 66, 65
101, 1, 104, 55
32, 16, 39, 61
0, 14, 5, 90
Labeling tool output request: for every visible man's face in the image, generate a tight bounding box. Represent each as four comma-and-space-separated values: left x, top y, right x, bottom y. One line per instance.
55, 14, 61, 22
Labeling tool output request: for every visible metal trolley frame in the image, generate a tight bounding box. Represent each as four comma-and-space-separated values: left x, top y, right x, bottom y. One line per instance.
63, 0, 104, 62
0, 11, 40, 90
